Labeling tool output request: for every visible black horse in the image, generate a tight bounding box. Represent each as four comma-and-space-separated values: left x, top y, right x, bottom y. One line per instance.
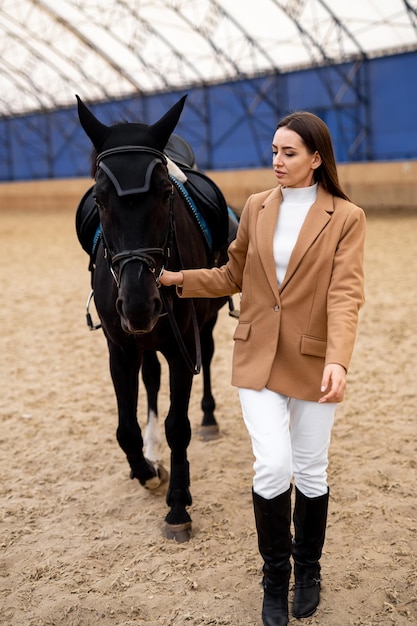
76, 94, 235, 542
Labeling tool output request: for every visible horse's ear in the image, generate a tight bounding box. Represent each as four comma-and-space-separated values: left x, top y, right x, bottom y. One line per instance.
149, 95, 187, 151
76, 95, 111, 151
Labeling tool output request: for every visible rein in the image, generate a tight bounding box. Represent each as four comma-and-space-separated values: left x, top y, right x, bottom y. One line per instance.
96, 145, 202, 375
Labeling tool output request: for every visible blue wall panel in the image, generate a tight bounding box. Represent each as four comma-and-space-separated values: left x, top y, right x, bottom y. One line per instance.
371, 54, 417, 160
0, 50, 415, 181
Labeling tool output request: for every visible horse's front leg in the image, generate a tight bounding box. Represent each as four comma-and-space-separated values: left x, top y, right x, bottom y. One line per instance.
163, 356, 193, 542
199, 315, 221, 441
108, 340, 166, 490
141, 349, 162, 464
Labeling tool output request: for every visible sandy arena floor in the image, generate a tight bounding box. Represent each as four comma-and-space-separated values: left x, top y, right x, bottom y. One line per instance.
0, 206, 416, 625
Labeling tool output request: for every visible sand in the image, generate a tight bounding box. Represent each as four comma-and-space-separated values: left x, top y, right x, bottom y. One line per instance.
0, 206, 416, 625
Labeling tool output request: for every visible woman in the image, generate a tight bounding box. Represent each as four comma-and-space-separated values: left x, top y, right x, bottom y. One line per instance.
159, 111, 366, 626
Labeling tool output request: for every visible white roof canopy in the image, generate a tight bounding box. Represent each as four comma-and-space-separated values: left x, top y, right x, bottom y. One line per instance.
1, 0, 416, 116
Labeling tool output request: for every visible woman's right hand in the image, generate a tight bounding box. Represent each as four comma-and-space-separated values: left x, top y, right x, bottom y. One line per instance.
158, 269, 184, 287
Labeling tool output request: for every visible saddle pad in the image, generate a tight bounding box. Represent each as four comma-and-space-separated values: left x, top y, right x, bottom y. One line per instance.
181, 168, 229, 252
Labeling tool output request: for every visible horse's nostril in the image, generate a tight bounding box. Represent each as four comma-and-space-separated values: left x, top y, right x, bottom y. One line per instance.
153, 297, 162, 316
116, 298, 124, 318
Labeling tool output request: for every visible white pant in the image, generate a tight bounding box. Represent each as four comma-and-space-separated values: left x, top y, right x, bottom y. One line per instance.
238, 387, 336, 499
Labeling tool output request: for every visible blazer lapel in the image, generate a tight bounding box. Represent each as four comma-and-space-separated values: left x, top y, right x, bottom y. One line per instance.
257, 187, 282, 301
280, 185, 334, 292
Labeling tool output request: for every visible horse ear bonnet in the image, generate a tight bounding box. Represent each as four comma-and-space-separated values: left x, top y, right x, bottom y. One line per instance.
76, 94, 187, 195
147, 95, 187, 151
76, 95, 112, 150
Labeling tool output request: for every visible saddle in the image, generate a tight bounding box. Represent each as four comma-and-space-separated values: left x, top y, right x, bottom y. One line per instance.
76, 135, 233, 263
75, 184, 99, 259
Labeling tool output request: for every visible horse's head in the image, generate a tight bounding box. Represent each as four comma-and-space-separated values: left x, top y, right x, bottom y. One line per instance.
77, 95, 187, 334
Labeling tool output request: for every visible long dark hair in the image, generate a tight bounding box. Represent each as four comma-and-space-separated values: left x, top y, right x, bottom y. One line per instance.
277, 111, 349, 201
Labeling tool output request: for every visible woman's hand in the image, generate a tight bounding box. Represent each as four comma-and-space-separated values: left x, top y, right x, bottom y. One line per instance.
318, 363, 347, 403
158, 269, 184, 287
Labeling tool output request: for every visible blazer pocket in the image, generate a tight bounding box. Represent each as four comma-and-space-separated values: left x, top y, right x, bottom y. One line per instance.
233, 322, 251, 341
300, 335, 327, 358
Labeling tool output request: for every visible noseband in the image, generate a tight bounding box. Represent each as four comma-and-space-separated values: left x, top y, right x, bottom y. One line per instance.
110, 248, 165, 287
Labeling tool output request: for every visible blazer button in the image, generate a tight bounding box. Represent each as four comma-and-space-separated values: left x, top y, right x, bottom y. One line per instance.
274, 304, 280, 312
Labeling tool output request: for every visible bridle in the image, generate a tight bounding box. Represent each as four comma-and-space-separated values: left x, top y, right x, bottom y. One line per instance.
102, 217, 172, 290
96, 145, 174, 288
95, 144, 201, 375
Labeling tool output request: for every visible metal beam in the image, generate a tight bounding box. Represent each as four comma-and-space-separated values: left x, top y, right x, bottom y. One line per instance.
272, 0, 372, 160
32, 0, 145, 93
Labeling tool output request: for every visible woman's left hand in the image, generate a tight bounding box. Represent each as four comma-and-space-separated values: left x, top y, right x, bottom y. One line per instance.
318, 363, 347, 403
157, 269, 184, 287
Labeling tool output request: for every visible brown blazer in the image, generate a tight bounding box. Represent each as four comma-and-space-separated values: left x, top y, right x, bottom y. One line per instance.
180, 184, 366, 402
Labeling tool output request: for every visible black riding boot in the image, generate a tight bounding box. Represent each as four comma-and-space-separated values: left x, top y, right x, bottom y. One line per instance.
292, 487, 329, 619
252, 487, 292, 626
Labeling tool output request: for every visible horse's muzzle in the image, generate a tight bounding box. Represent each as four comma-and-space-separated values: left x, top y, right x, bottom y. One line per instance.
116, 292, 162, 334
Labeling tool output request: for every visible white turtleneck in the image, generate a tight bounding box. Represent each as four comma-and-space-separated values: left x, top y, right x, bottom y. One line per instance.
273, 183, 318, 285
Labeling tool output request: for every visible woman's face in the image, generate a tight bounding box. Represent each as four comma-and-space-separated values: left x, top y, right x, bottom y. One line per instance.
272, 126, 321, 188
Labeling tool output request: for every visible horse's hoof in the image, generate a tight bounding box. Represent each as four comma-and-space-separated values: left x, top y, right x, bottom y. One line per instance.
144, 462, 169, 490
199, 424, 220, 442
164, 521, 192, 543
